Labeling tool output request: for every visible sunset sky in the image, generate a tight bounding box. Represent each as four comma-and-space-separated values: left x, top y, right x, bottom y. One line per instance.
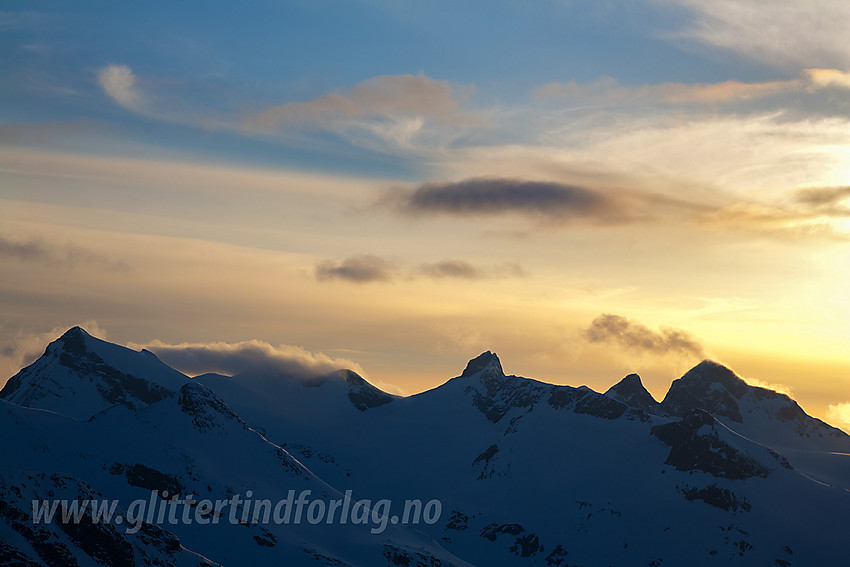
2, 1, 849, 428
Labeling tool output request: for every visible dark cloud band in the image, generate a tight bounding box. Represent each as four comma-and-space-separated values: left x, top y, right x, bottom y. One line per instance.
392, 177, 618, 221
315, 255, 395, 283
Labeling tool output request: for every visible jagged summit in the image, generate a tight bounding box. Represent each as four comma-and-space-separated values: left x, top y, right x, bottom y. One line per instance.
461, 351, 504, 378
605, 373, 661, 413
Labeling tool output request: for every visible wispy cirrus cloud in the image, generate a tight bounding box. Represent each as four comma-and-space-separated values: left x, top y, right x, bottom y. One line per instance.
242, 73, 479, 155
534, 68, 850, 107
0, 235, 130, 272
700, 186, 850, 240
793, 186, 850, 211
414, 259, 526, 280
584, 314, 705, 358
96, 66, 476, 153
314, 255, 527, 284
661, 0, 850, 69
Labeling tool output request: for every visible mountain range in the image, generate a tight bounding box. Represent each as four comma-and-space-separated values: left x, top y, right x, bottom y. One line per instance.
2, 326, 849, 566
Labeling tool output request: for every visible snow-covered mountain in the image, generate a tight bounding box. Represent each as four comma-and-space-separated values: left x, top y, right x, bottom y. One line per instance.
1, 327, 189, 420
3, 328, 850, 566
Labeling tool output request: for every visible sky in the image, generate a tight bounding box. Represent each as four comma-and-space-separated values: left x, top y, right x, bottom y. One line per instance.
1, 1, 849, 428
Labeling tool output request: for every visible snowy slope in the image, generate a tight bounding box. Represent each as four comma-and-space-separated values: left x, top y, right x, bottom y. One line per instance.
3, 328, 850, 566
659, 359, 850, 489
0, 330, 472, 567
201, 349, 850, 565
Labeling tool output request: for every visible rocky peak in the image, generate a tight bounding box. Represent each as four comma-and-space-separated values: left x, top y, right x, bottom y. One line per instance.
1, 327, 183, 420
52, 325, 91, 355
461, 351, 504, 378
660, 360, 749, 423
604, 373, 660, 413
334, 369, 397, 411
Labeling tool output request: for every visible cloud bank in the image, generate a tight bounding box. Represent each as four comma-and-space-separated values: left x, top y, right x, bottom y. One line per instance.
137, 339, 366, 381
584, 314, 705, 358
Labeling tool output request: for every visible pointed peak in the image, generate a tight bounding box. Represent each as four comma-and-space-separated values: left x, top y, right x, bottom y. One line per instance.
660, 360, 749, 422
682, 360, 748, 396
56, 326, 92, 354
605, 373, 660, 412
619, 373, 643, 386
61, 325, 89, 337
461, 351, 504, 378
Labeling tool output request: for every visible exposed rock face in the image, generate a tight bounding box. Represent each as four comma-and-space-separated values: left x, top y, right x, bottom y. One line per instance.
338, 369, 397, 411
661, 360, 749, 422
177, 382, 243, 432
462, 351, 504, 378
459, 351, 638, 424
605, 373, 662, 414
651, 410, 790, 479
660, 360, 848, 447
0, 327, 180, 420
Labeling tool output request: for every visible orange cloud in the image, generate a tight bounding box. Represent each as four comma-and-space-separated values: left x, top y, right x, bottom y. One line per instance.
243, 73, 471, 133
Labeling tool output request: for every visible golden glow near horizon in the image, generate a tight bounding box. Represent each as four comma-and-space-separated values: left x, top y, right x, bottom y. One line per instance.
2, 147, 848, 429
1, 2, 849, 431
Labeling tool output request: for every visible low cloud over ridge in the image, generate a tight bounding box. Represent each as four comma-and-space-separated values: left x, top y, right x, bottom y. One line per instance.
136, 339, 366, 381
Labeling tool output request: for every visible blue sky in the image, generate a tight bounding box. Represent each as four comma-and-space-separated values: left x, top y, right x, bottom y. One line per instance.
0, 0, 792, 174
2, 0, 850, 427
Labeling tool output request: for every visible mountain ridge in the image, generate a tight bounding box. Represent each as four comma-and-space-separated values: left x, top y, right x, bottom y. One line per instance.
3, 327, 850, 566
